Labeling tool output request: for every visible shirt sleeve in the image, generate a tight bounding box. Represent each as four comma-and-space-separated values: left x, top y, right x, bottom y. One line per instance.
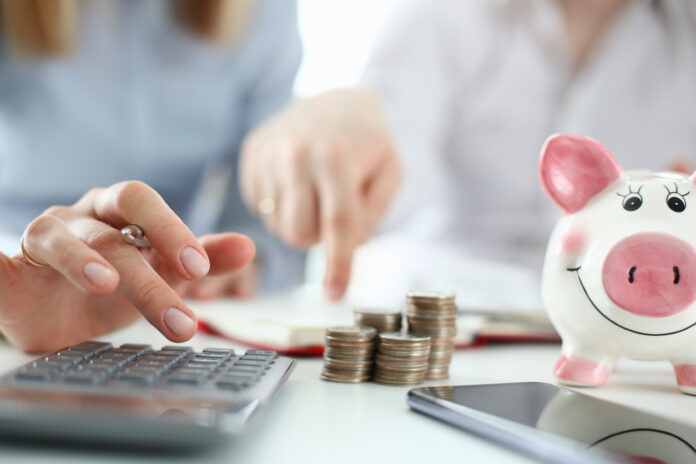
360, 0, 458, 231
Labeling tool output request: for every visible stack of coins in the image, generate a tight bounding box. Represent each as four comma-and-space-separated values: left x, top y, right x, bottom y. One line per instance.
373, 332, 431, 386
321, 326, 377, 383
353, 307, 403, 333
406, 292, 457, 380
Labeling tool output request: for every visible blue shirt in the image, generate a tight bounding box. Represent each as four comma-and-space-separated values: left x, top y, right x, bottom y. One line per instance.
0, 0, 305, 289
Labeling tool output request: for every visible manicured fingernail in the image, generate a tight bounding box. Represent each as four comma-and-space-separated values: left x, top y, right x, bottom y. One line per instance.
164, 307, 196, 337
325, 283, 344, 300
83, 262, 114, 287
180, 246, 209, 278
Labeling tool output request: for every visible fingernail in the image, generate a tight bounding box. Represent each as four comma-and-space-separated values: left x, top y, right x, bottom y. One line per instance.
180, 246, 209, 278
83, 262, 114, 287
164, 307, 196, 337
325, 283, 344, 300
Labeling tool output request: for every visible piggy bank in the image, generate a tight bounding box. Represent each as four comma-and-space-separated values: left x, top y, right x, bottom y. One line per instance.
540, 134, 696, 394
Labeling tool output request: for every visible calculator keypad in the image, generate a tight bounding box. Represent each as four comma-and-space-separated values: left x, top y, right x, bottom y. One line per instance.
10, 342, 278, 395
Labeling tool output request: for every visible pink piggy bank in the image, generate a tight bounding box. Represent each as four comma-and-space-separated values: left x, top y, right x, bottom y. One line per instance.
540, 134, 696, 394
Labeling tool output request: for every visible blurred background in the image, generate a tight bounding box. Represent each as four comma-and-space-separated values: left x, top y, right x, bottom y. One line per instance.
294, 0, 395, 97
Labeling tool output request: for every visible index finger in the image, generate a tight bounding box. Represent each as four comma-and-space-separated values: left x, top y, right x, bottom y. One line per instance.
91, 181, 210, 280
315, 149, 361, 300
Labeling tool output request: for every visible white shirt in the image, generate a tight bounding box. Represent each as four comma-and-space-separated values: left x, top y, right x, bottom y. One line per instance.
361, 0, 696, 276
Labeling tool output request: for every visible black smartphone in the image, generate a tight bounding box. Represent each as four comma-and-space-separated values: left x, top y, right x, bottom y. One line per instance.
407, 382, 696, 464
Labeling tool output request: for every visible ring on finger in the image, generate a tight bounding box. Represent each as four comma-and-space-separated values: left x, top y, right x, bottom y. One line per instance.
120, 224, 151, 249
258, 197, 276, 216
20, 234, 50, 268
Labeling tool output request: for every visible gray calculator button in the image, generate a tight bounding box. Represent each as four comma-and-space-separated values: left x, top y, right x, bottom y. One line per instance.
15, 367, 55, 381
112, 348, 145, 356
88, 362, 118, 373
227, 365, 262, 373
134, 360, 171, 369
119, 344, 153, 353
193, 355, 224, 361
244, 350, 277, 358
202, 348, 234, 356
161, 346, 193, 353
93, 357, 128, 368
117, 372, 156, 385
128, 365, 165, 375
239, 355, 273, 362
71, 341, 113, 353
234, 358, 271, 367
166, 374, 205, 385
144, 354, 181, 364
56, 351, 90, 360
216, 379, 250, 390
191, 357, 224, 365
184, 362, 217, 371
63, 370, 105, 384
100, 352, 137, 362
46, 355, 82, 365
35, 359, 73, 370
172, 368, 211, 377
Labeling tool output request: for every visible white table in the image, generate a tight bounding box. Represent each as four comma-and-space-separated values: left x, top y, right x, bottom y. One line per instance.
0, 320, 693, 464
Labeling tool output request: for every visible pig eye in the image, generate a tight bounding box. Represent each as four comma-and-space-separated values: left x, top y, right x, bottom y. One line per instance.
622, 193, 642, 211
665, 183, 689, 213
617, 185, 643, 212
667, 193, 686, 212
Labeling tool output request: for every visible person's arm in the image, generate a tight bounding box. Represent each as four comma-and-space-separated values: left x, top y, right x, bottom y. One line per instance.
239, 0, 460, 300
360, 0, 458, 230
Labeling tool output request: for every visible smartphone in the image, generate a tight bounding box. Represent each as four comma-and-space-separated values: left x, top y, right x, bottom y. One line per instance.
407, 382, 696, 464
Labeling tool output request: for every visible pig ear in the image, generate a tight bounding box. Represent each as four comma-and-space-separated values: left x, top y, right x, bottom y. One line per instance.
539, 134, 621, 214
689, 171, 696, 185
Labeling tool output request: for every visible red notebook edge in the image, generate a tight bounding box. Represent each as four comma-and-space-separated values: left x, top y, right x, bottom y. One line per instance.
197, 320, 560, 357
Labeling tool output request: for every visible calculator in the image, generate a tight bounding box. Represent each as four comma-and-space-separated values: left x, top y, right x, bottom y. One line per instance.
0, 341, 295, 448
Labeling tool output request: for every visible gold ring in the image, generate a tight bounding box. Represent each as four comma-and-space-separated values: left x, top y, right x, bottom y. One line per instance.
20, 235, 50, 268
258, 197, 276, 216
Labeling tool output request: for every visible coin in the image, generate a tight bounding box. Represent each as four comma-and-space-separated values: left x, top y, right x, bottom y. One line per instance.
354, 307, 403, 334
321, 326, 378, 383
373, 331, 432, 386
406, 291, 457, 380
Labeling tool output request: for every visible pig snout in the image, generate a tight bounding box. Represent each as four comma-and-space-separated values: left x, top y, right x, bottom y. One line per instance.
602, 233, 696, 317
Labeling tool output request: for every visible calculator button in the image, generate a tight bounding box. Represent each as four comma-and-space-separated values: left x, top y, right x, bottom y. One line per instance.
87, 362, 118, 373
117, 372, 157, 385
63, 370, 106, 384
45, 355, 82, 366
15, 367, 55, 381
234, 360, 270, 369
100, 352, 137, 361
239, 355, 273, 362
202, 348, 234, 357
244, 350, 277, 358
56, 351, 91, 360
127, 365, 165, 375
227, 365, 262, 373
119, 344, 153, 353
166, 374, 206, 385
215, 379, 249, 390
161, 346, 194, 353
34, 359, 73, 370
71, 341, 113, 353
111, 348, 146, 357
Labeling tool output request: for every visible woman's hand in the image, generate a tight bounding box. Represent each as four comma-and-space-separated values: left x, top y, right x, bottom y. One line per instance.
0, 181, 255, 352
240, 88, 401, 300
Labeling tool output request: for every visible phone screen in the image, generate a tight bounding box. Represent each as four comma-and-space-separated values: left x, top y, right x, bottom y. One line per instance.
408, 382, 696, 463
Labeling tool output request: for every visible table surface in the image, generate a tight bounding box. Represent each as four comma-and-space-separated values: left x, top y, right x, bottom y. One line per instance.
0, 320, 694, 464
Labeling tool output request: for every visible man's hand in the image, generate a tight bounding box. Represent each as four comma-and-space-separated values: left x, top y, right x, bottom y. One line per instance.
240, 88, 401, 300
0, 181, 255, 352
